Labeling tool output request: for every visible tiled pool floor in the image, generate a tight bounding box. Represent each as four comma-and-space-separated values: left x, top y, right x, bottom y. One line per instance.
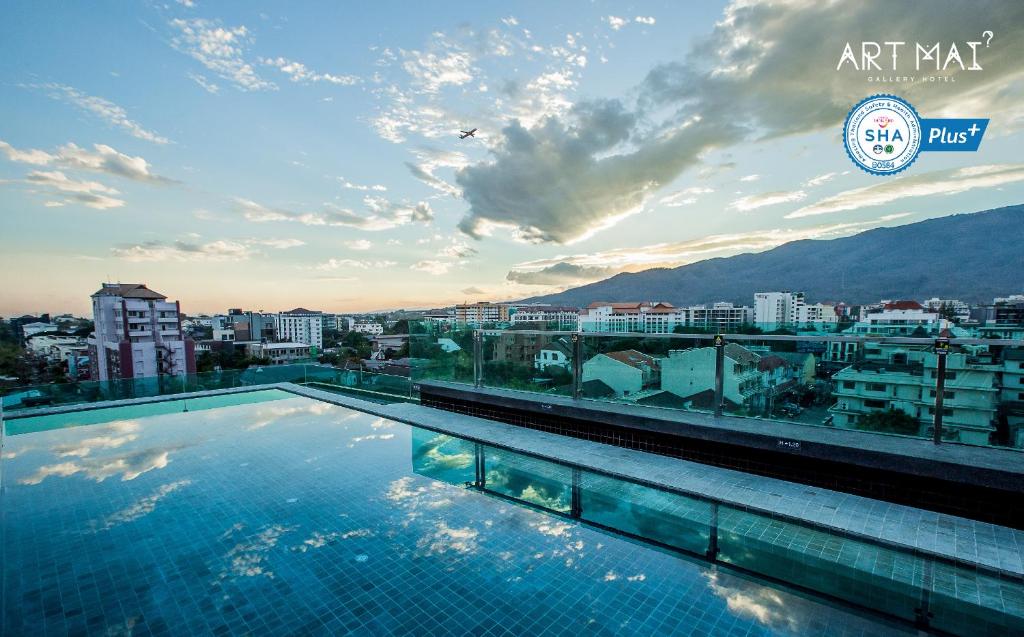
2, 393, 915, 636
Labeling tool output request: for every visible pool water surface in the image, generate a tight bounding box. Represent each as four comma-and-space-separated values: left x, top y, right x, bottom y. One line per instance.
2, 392, 915, 636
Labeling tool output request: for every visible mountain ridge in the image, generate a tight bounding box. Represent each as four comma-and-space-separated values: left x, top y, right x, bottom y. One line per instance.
518, 204, 1024, 306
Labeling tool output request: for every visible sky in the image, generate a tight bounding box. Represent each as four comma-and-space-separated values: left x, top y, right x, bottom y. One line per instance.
1, 0, 1023, 317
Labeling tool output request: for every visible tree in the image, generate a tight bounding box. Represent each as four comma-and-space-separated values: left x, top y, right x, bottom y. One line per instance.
386, 319, 410, 335
856, 408, 920, 436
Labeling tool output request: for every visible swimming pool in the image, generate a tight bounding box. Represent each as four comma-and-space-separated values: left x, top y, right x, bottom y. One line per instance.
0, 391, 965, 635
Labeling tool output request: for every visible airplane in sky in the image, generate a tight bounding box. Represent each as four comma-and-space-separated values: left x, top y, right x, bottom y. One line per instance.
458, 128, 477, 139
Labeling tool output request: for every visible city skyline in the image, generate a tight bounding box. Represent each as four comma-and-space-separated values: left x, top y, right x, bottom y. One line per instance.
3, 1, 1024, 316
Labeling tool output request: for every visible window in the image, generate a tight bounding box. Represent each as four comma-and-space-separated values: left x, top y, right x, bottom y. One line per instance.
929, 390, 955, 399
864, 399, 886, 409
866, 383, 886, 392
927, 407, 954, 417
842, 381, 856, 390
930, 370, 957, 380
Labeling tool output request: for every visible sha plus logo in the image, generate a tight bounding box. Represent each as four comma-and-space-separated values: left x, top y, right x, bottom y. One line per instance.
843, 95, 922, 175
842, 94, 989, 176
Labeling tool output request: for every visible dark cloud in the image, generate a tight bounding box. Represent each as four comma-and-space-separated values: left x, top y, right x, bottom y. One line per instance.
506, 261, 615, 285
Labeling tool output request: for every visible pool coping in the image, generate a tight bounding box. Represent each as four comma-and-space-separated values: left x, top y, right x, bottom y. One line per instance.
4, 382, 1022, 582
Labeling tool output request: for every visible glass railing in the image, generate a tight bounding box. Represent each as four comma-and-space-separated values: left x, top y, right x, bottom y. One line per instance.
410, 324, 1024, 451
411, 428, 1024, 636
1, 363, 413, 413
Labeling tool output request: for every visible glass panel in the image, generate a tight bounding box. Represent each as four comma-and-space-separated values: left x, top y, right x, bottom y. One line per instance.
482, 446, 572, 513
928, 560, 1024, 636
480, 331, 574, 395
579, 471, 711, 554
410, 428, 476, 485
716, 505, 925, 624
580, 334, 712, 412
408, 326, 475, 385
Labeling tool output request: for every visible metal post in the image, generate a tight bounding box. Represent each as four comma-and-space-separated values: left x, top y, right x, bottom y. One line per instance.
932, 337, 949, 444
571, 333, 582, 400
473, 330, 483, 388
474, 443, 486, 487
707, 502, 719, 560
916, 559, 934, 629
714, 334, 725, 418
570, 468, 582, 518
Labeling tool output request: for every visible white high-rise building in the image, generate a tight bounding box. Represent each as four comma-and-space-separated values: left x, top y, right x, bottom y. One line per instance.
754, 292, 806, 327
89, 283, 195, 381
274, 308, 324, 349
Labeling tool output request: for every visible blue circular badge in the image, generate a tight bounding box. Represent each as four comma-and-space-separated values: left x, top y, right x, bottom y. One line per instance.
843, 94, 922, 176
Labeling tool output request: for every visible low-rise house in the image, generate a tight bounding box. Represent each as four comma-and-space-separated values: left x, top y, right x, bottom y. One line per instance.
534, 339, 572, 371
581, 350, 660, 397
353, 322, 384, 335
660, 343, 764, 410
247, 342, 311, 365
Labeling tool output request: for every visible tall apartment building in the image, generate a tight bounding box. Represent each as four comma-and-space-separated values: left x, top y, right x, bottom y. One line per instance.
455, 302, 510, 326
580, 302, 753, 334
830, 352, 1000, 446
688, 302, 755, 332
89, 283, 195, 381
226, 309, 276, 342
753, 292, 805, 327
274, 308, 323, 349
923, 298, 971, 322
509, 305, 580, 330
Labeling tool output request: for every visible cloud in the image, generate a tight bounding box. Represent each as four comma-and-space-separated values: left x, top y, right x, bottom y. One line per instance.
507, 261, 615, 285
405, 147, 468, 197
739, 174, 760, 182
505, 214, 914, 286
234, 196, 433, 231
249, 238, 305, 249
411, 260, 451, 275
788, 164, 1024, 218
2, 140, 173, 184
31, 83, 169, 144
314, 258, 397, 271
261, 57, 360, 85
25, 170, 124, 209
111, 237, 303, 261
0, 140, 55, 165
729, 190, 807, 212
401, 41, 474, 93
604, 16, 628, 31
344, 239, 373, 250
338, 177, 387, 192
803, 171, 838, 188
187, 72, 219, 94
439, 238, 477, 259
456, 99, 736, 243
659, 186, 713, 207
635, 16, 656, 25
112, 240, 253, 262
170, 18, 274, 91
461, 286, 485, 295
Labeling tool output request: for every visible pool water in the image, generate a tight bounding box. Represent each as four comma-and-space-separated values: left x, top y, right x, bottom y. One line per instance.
2, 392, 914, 636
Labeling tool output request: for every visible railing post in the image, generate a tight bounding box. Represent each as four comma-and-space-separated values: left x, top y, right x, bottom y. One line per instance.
932, 337, 950, 444
474, 442, 486, 487
707, 502, 719, 560
714, 334, 725, 418
570, 467, 582, 518
473, 330, 483, 388
571, 333, 582, 400
916, 558, 934, 629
